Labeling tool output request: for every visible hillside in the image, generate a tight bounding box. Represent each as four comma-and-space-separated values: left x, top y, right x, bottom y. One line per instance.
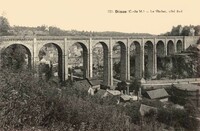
10, 26, 153, 37
1, 16, 153, 37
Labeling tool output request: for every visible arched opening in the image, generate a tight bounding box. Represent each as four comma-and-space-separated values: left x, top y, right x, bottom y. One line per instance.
167, 40, 175, 55
130, 41, 141, 79
1, 44, 31, 70
112, 41, 126, 81
38, 43, 62, 81
68, 42, 88, 79
92, 42, 108, 84
176, 40, 183, 53
156, 41, 165, 72
144, 41, 153, 79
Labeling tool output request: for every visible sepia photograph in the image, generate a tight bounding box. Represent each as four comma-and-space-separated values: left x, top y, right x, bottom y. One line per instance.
0, 0, 200, 130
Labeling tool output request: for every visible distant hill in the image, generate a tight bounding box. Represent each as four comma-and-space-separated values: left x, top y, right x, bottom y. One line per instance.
0, 16, 155, 37
9, 25, 153, 37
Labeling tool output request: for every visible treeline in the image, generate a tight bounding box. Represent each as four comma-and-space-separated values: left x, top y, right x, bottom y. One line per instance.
0, 16, 152, 37
12, 26, 152, 37
163, 25, 200, 36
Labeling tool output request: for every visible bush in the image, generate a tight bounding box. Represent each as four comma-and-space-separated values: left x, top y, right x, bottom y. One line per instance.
122, 102, 141, 124
184, 100, 200, 117
0, 69, 129, 130
141, 98, 164, 108
129, 79, 142, 94
168, 86, 188, 105
157, 107, 199, 130
116, 81, 127, 93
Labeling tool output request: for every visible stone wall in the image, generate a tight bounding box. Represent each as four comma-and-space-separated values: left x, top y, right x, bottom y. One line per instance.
184, 36, 200, 49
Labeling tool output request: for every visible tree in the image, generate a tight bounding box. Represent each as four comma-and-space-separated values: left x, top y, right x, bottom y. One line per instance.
163, 25, 200, 36
181, 25, 190, 36
157, 107, 199, 130
130, 55, 135, 76
49, 26, 65, 36
194, 25, 200, 36
184, 100, 199, 117
116, 81, 127, 93
1, 45, 29, 71
129, 79, 142, 95
36, 25, 48, 32
170, 25, 182, 36
113, 62, 120, 79
0, 16, 11, 35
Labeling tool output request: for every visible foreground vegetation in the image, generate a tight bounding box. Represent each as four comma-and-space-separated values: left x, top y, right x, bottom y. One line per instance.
0, 69, 128, 130
0, 69, 199, 131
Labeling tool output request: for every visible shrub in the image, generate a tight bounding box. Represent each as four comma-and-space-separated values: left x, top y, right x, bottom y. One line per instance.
122, 102, 141, 124
0, 69, 129, 130
129, 79, 142, 94
157, 107, 199, 130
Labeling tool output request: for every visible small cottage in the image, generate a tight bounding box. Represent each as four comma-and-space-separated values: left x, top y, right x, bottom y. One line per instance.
144, 88, 169, 102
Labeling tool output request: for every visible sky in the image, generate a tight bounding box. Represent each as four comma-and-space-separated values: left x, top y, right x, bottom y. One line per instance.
0, 0, 199, 35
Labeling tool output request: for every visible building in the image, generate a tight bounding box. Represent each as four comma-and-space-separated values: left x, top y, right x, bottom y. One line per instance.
86, 78, 101, 89
102, 89, 121, 97
73, 78, 102, 95
73, 79, 91, 91
172, 84, 200, 107
144, 88, 170, 102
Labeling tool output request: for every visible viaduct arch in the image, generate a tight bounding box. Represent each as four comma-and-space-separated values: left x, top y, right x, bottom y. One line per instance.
112, 41, 127, 81
38, 43, 63, 81
130, 41, 141, 79
1, 44, 32, 69
69, 42, 88, 78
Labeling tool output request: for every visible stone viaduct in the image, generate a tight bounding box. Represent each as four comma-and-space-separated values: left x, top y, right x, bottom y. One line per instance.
0, 36, 199, 86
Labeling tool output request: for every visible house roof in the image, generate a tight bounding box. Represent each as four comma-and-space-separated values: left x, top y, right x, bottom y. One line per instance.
146, 88, 169, 99
186, 44, 200, 52
174, 84, 200, 91
120, 95, 131, 101
73, 69, 82, 73
139, 104, 157, 116
107, 90, 121, 96
86, 78, 101, 86
95, 89, 107, 96
89, 79, 101, 86
197, 44, 200, 50
73, 80, 91, 91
